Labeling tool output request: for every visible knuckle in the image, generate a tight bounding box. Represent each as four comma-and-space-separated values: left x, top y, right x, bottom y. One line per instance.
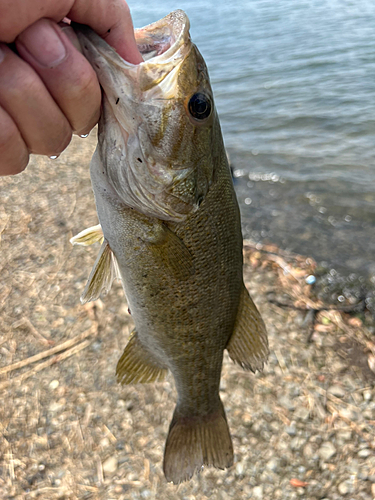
71, 65, 99, 101
65, 67, 101, 131
45, 128, 72, 157
0, 126, 29, 175
6, 68, 41, 101
0, 118, 19, 148
57, 129, 73, 154
18, 73, 42, 97
9, 151, 29, 175
0, 22, 16, 44
121, 2, 131, 17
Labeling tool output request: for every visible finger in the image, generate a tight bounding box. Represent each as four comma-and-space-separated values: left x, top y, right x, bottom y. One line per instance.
0, 107, 29, 176
0, 0, 142, 63
0, 0, 72, 42
0, 44, 72, 156
69, 0, 143, 63
16, 19, 101, 136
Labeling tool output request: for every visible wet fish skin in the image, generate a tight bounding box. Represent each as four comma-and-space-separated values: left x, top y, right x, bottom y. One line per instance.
72, 11, 268, 484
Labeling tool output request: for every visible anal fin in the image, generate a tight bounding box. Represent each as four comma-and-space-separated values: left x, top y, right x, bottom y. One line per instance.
116, 331, 167, 384
226, 284, 269, 372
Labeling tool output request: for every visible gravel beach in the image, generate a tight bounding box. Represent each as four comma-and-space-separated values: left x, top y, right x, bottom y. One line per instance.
0, 134, 374, 499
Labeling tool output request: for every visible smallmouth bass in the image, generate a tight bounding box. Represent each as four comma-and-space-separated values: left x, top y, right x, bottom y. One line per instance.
71, 11, 268, 484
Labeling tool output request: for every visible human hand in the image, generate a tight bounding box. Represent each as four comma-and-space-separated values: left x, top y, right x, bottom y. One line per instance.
0, 0, 142, 175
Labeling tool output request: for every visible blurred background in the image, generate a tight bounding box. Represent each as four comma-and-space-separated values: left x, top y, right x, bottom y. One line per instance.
132, 0, 375, 281
0, 4, 374, 497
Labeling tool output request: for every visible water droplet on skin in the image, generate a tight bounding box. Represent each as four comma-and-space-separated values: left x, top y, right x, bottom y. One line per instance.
49, 155, 59, 160
80, 134, 89, 138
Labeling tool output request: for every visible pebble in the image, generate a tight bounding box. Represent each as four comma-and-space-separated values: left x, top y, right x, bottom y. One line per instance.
358, 449, 372, 458
100, 437, 110, 448
49, 380, 59, 390
363, 389, 372, 402
278, 396, 296, 412
102, 456, 118, 475
337, 430, 352, 441
293, 407, 310, 421
358, 471, 368, 481
285, 423, 297, 436
362, 409, 373, 420
319, 442, 337, 461
290, 437, 306, 451
340, 407, 359, 421
303, 443, 315, 459
371, 484, 375, 497
141, 490, 152, 498
236, 462, 244, 475
48, 401, 64, 413
266, 458, 279, 472
337, 481, 349, 495
262, 404, 273, 415
252, 485, 263, 499
328, 385, 346, 398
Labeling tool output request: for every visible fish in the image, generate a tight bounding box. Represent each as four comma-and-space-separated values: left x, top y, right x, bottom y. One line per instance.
71, 10, 268, 484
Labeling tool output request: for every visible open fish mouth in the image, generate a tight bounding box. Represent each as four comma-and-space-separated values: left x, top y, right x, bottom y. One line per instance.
135, 10, 191, 63
72, 10, 192, 99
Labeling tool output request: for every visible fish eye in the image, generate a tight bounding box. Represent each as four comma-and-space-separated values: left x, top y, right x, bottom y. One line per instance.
188, 93, 212, 120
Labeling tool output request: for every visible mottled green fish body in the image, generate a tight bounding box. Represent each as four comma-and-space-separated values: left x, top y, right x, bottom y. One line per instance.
72, 11, 268, 484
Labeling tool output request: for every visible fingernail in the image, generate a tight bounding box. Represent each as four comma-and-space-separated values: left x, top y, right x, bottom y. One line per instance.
58, 23, 83, 54
18, 20, 66, 68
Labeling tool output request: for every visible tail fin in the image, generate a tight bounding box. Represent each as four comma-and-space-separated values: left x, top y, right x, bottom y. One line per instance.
163, 401, 233, 484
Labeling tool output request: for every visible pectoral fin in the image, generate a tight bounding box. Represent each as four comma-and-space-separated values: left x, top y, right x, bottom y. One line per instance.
70, 224, 103, 246
226, 284, 269, 372
148, 224, 195, 281
116, 330, 167, 384
80, 240, 121, 304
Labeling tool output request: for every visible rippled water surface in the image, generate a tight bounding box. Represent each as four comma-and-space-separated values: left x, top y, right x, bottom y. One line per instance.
131, 0, 375, 278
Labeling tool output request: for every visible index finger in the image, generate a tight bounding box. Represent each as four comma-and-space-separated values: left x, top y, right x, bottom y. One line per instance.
0, 0, 142, 63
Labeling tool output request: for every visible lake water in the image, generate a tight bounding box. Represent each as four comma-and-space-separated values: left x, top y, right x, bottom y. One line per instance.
131, 0, 375, 280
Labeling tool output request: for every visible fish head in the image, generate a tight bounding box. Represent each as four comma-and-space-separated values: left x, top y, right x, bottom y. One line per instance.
74, 11, 221, 221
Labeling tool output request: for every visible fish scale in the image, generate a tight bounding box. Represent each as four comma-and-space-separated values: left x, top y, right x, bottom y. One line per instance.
71, 10, 268, 484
